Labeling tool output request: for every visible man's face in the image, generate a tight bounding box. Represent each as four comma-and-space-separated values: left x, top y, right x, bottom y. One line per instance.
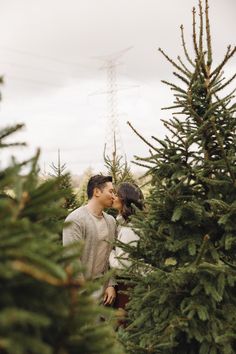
95, 182, 115, 208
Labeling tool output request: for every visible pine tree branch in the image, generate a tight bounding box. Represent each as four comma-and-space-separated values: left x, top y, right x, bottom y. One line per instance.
186, 120, 210, 145
0, 124, 25, 141
177, 56, 192, 77
192, 7, 199, 58
139, 178, 152, 189
131, 159, 152, 169
189, 56, 201, 87
200, 53, 209, 79
210, 46, 236, 80
202, 90, 236, 120
11, 260, 84, 287
213, 92, 236, 116
151, 135, 170, 149
198, 0, 204, 54
180, 25, 195, 67
161, 104, 184, 111
209, 116, 235, 184
158, 48, 190, 78
199, 14, 211, 72
212, 73, 236, 94
127, 121, 158, 152
133, 154, 160, 165
161, 120, 186, 147
161, 80, 187, 95
0, 142, 26, 148
194, 234, 210, 266
219, 257, 236, 270
205, 0, 212, 67
186, 91, 203, 125
174, 92, 189, 99
207, 74, 226, 98
173, 72, 190, 86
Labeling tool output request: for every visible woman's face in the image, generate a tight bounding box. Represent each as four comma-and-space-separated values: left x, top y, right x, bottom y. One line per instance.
112, 194, 123, 212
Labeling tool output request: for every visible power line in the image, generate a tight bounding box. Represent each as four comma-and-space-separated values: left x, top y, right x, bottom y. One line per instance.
5, 75, 63, 87
0, 46, 91, 70
0, 60, 71, 76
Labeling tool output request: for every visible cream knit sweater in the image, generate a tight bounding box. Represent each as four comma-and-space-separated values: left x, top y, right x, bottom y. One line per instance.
63, 205, 116, 287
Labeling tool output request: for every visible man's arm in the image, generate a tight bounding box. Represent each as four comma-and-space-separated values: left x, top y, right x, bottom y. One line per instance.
63, 218, 83, 246
63, 217, 85, 282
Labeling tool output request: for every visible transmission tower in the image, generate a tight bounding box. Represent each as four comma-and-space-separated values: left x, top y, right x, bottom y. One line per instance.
93, 46, 133, 157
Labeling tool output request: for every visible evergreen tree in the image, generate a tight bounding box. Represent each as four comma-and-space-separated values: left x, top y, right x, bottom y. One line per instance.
76, 167, 93, 207
0, 100, 123, 352
121, 1, 236, 353
49, 149, 79, 212
103, 134, 135, 187
103, 134, 136, 217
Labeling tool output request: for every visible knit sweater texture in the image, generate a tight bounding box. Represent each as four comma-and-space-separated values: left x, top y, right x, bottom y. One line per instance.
63, 205, 116, 286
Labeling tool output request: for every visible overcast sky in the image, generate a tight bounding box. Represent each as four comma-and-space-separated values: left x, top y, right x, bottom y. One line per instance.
0, 0, 235, 175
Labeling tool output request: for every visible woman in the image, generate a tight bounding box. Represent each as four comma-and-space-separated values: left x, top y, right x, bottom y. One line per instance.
109, 182, 144, 321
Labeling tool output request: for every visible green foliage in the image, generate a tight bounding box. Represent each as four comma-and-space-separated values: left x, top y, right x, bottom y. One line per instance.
0, 124, 123, 353
120, 1, 236, 353
103, 134, 135, 187
49, 149, 79, 213
76, 167, 93, 207
104, 134, 137, 217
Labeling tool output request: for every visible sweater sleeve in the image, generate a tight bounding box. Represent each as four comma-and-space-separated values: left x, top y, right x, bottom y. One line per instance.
62, 215, 84, 246
109, 226, 139, 269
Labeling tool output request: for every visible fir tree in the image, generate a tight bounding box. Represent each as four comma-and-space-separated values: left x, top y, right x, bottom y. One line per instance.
76, 167, 93, 207
103, 134, 135, 187
121, 1, 236, 353
0, 97, 123, 353
49, 149, 79, 213
103, 134, 136, 217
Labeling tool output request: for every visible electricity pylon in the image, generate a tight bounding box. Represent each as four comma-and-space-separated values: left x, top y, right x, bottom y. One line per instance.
92, 46, 133, 157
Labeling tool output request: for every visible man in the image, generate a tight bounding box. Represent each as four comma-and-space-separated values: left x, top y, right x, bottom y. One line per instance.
63, 174, 116, 305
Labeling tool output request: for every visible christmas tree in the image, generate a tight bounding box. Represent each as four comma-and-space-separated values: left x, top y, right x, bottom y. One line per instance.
103, 133, 136, 217
0, 91, 123, 353
76, 167, 93, 207
121, 1, 236, 353
49, 149, 79, 213
103, 134, 135, 187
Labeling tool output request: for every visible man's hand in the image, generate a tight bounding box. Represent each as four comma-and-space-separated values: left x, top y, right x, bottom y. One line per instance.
103, 286, 116, 305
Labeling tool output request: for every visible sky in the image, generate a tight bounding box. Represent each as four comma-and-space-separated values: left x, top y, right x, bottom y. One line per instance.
0, 0, 235, 175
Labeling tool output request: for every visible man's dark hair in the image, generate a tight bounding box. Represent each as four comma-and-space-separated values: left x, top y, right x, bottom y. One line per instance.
87, 175, 113, 199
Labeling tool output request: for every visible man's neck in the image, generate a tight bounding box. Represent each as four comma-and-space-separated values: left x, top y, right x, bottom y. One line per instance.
86, 199, 104, 217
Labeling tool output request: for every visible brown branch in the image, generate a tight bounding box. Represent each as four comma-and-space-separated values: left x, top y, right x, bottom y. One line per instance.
210, 46, 236, 81
11, 260, 84, 288
212, 73, 236, 94
205, 0, 212, 67
177, 56, 192, 77
180, 25, 195, 66
192, 7, 199, 57
158, 48, 190, 78
127, 121, 158, 152
161, 80, 187, 95
173, 72, 190, 86
198, 0, 204, 54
